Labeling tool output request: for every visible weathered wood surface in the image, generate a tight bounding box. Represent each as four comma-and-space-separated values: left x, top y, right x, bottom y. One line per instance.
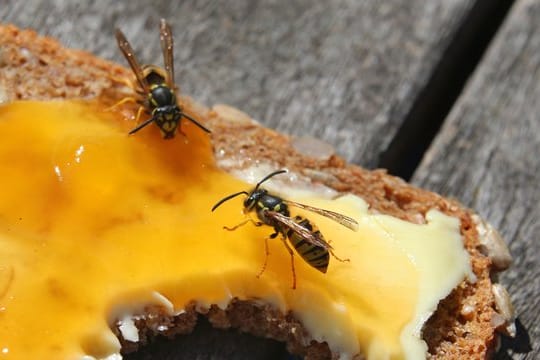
412, 0, 539, 358
2, 0, 483, 169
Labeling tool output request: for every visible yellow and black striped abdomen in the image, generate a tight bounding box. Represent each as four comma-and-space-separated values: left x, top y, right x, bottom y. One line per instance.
287, 216, 330, 273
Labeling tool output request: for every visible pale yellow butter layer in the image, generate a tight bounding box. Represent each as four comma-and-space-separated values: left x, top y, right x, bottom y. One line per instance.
0, 101, 471, 360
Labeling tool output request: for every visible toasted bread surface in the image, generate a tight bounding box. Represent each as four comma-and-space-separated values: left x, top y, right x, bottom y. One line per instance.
0, 24, 510, 359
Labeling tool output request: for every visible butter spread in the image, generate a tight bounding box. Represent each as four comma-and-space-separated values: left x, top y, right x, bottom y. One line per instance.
0, 101, 472, 360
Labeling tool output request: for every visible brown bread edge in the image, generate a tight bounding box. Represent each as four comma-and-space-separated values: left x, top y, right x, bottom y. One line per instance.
0, 24, 503, 359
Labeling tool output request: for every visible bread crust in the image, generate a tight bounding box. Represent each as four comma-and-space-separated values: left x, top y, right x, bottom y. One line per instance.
0, 23, 510, 359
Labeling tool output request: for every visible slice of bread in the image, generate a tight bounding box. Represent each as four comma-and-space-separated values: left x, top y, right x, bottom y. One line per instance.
0, 24, 514, 359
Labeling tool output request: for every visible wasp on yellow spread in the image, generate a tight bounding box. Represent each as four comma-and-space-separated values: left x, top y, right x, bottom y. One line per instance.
212, 170, 359, 289
115, 19, 211, 139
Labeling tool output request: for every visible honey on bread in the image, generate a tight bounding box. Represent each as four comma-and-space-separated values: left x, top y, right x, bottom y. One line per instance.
0, 100, 472, 360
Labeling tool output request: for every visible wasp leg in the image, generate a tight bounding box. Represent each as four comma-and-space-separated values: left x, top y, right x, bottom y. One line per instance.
134, 105, 146, 124
104, 96, 138, 112
280, 237, 297, 289
109, 74, 135, 89
176, 124, 188, 139
326, 239, 350, 263
223, 217, 263, 231
329, 249, 350, 263
256, 236, 271, 279
255, 230, 279, 278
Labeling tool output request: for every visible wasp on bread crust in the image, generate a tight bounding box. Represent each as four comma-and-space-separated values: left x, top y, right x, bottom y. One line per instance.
212, 170, 359, 289
115, 19, 211, 139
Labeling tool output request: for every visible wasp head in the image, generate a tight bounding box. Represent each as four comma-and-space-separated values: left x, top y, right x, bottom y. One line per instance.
243, 188, 267, 211
149, 84, 177, 109
211, 170, 288, 213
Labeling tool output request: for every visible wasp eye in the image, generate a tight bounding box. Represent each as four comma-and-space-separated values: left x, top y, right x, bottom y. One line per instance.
243, 195, 256, 209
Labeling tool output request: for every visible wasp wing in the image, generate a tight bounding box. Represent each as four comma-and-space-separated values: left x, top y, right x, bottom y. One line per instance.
115, 29, 149, 93
284, 200, 359, 231
265, 211, 333, 250
159, 19, 176, 90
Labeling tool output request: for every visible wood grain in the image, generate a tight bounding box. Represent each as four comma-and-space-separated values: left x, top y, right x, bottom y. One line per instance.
412, 0, 539, 358
2, 0, 480, 168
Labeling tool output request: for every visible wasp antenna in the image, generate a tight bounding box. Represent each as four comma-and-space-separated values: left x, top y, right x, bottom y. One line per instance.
128, 116, 156, 135
212, 191, 249, 212
255, 169, 288, 190
182, 113, 211, 133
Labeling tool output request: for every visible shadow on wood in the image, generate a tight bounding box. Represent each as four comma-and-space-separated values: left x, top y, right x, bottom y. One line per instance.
494, 318, 533, 359
378, 0, 515, 180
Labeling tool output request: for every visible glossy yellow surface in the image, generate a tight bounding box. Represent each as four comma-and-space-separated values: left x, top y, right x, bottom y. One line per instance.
0, 101, 470, 360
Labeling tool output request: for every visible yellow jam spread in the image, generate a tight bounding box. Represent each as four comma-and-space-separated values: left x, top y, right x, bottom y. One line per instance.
0, 100, 472, 360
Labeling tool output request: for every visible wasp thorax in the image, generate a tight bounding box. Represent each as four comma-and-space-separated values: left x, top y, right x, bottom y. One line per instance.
261, 193, 285, 212
150, 85, 176, 108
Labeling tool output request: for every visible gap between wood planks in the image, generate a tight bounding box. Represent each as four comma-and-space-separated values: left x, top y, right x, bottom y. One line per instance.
378, 0, 515, 181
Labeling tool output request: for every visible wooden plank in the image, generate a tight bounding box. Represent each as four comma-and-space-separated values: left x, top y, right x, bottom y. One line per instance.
412, 0, 539, 358
1, 0, 482, 168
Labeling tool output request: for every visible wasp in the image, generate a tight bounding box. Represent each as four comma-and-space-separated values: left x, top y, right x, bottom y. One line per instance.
212, 170, 359, 289
114, 19, 211, 139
